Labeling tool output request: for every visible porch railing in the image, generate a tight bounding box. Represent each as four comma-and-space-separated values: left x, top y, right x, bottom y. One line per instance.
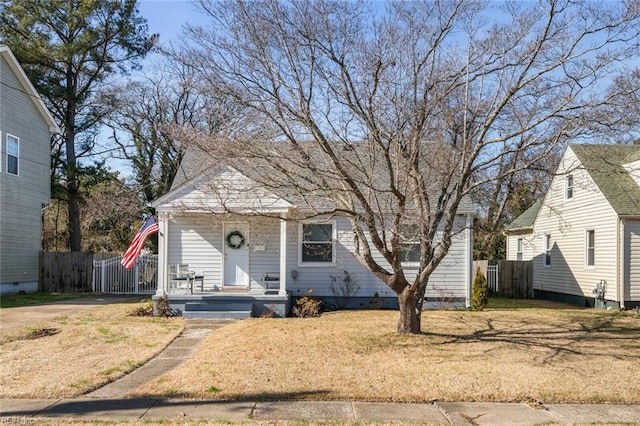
92, 254, 157, 294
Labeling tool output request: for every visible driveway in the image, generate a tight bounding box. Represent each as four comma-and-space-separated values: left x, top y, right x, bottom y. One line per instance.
0, 295, 144, 331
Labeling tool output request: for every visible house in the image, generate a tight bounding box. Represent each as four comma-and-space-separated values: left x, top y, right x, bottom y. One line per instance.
504, 200, 542, 261
505, 144, 640, 308
150, 147, 475, 318
0, 45, 59, 295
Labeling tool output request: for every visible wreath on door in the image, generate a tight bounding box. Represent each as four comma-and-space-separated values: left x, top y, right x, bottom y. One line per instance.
225, 230, 246, 249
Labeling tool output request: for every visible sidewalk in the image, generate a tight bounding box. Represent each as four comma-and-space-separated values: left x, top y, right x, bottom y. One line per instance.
1, 314, 638, 424
2, 398, 639, 424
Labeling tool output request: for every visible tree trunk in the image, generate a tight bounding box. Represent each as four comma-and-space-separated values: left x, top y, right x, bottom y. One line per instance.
64, 99, 81, 252
397, 287, 421, 334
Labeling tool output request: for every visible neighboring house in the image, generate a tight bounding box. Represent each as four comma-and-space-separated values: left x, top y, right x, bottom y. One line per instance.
505, 144, 640, 308
504, 200, 542, 261
151, 148, 475, 318
0, 45, 59, 295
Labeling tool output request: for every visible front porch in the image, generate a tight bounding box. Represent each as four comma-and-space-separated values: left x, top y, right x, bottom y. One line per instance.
158, 291, 291, 319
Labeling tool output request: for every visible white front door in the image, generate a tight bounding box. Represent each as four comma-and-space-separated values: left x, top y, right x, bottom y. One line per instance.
223, 223, 249, 287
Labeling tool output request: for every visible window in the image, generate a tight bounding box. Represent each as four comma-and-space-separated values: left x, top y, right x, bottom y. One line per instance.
543, 234, 552, 267
400, 241, 421, 264
565, 174, 574, 199
300, 222, 334, 264
516, 238, 523, 261
6, 134, 19, 175
585, 230, 595, 268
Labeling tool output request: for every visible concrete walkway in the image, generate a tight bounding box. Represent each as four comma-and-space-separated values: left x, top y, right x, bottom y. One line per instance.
1, 301, 639, 424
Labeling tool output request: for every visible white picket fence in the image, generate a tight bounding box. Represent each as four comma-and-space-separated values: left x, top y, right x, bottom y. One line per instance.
487, 264, 499, 294
92, 254, 158, 294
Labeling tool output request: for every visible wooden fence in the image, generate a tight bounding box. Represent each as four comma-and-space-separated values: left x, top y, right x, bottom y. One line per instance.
473, 259, 532, 299
39, 252, 117, 293
496, 260, 533, 299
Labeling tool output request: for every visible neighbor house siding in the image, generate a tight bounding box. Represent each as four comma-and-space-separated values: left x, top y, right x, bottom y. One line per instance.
533, 147, 619, 301
624, 220, 640, 302
0, 52, 51, 290
506, 232, 540, 261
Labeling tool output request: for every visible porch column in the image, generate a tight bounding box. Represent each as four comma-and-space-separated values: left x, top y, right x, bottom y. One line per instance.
156, 212, 169, 296
279, 217, 287, 296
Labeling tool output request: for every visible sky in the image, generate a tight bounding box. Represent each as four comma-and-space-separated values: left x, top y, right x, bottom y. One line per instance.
139, 0, 208, 45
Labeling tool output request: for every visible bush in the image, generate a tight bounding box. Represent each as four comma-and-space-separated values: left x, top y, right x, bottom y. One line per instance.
471, 267, 489, 310
154, 296, 174, 317
292, 296, 322, 318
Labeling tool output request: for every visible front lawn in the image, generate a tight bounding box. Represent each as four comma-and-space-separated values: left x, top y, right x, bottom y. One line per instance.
0, 292, 96, 309
132, 307, 640, 404
0, 300, 183, 398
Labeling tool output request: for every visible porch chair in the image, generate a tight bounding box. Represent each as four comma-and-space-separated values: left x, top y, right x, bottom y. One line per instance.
169, 264, 194, 293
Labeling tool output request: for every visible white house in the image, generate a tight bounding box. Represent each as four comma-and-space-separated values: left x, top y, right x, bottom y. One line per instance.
506, 144, 640, 308
0, 45, 59, 295
150, 147, 475, 318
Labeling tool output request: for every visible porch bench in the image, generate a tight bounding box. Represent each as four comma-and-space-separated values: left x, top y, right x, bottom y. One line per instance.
261, 273, 280, 293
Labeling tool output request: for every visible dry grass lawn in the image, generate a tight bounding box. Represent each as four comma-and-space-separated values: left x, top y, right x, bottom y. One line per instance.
0, 300, 183, 398
132, 307, 640, 404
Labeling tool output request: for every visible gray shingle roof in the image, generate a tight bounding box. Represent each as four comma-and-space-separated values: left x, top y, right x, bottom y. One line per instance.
166, 143, 475, 214
504, 200, 542, 231
570, 144, 640, 216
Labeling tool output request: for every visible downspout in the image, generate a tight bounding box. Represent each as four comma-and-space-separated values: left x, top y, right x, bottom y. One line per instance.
466, 213, 473, 308
618, 218, 625, 309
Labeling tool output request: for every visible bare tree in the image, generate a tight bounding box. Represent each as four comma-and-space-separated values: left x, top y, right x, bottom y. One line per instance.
174, 0, 640, 333
105, 59, 245, 206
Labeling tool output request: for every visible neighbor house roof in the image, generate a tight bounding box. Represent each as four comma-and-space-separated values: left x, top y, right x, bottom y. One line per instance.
504, 200, 542, 232
0, 45, 59, 134
570, 144, 640, 216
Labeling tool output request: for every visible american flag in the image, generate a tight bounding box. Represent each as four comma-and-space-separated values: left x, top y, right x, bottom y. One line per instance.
121, 216, 159, 269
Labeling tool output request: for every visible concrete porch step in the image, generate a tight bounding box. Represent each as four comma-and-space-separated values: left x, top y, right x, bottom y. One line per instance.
182, 310, 252, 319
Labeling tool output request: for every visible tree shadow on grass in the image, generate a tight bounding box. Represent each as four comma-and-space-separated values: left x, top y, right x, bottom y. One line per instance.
420, 314, 640, 364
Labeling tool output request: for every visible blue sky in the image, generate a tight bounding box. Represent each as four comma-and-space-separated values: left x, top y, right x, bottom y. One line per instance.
139, 0, 207, 44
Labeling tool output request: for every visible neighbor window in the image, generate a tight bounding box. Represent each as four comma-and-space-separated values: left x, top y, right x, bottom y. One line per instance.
565, 174, 574, 199
543, 234, 552, 267
585, 230, 595, 268
516, 238, 523, 261
6, 134, 19, 175
300, 222, 334, 264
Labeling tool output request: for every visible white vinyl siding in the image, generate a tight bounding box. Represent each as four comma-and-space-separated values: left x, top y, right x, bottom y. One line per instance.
286, 215, 471, 301
506, 232, 540, 261
533, 147, 619, 301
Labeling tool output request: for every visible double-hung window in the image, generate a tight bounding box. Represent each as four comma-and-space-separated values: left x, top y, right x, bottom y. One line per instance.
543, 234, 552, 267
565, 175, 574, 199
585, 230, 595, 268
6, 134, 19, 176
300, 222, 335, 264
516, 238, 523, 261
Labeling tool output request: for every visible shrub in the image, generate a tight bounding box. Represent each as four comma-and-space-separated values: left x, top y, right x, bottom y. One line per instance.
292, 296, 322, 318
329, 270, 360, 310
129, 299, 154, 317
154, 296, 174, 317
471, 267, 489, 310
